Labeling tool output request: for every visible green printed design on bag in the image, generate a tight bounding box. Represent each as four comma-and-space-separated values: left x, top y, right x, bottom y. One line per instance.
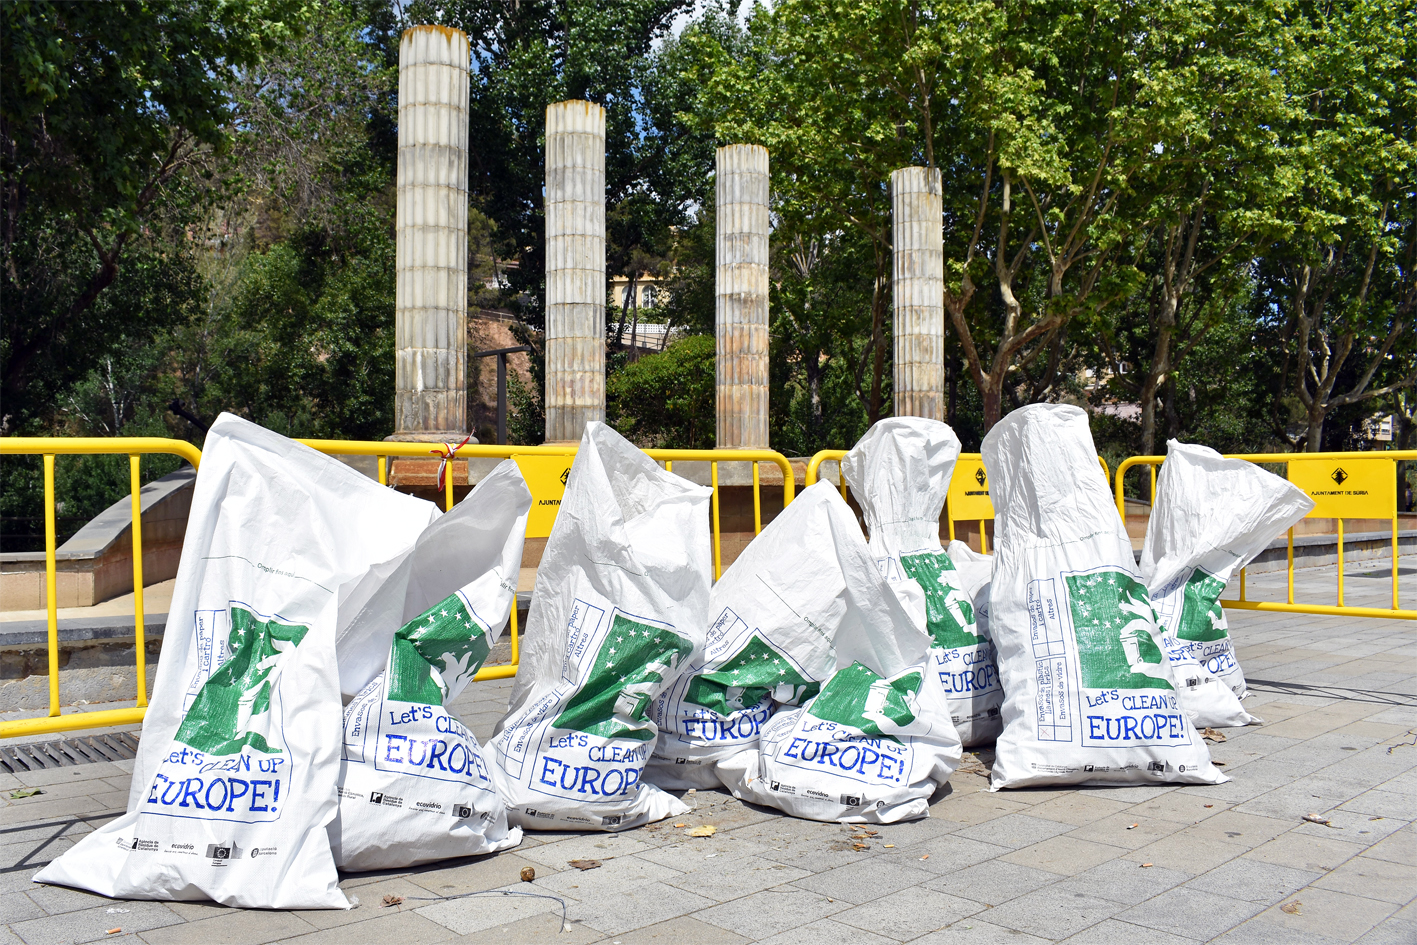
684, 634, 819, 716
807, 662, 923, 738
1066, 571, 1173, 691
175, 606, 308, 755
554, 613, 693, 741
1175, 570, 1228, 643
387, 593, 491, 705
899, 551, 979, 649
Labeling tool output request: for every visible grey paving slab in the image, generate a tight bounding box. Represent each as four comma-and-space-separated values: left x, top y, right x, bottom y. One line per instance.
1183, 857, 1322, 905
925, 857, 1059, 906
1247, 886, 1399, 943
11, 900, 183, 945
1114, 887, 1266, 941
607, 914, 751, 944
695, 885, 850, 939
279, 910, 457, 945
1051, 858, 1192, 906
980, 884, 1123, 939
1058, 918, 1200, 944
830, 885, 983, 941
911, 918, 1053, 944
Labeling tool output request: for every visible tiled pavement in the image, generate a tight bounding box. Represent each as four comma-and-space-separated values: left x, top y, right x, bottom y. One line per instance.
2, 559, 1413, 944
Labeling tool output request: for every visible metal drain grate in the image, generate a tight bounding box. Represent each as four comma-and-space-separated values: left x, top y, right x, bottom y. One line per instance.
1, 732, 140, 774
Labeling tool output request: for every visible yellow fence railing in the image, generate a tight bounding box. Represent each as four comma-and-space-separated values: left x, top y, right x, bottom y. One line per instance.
806, 450, 1111, 554
1116, 451, 1414, 620
0, 438, 203, 739
1, 437, 796, 738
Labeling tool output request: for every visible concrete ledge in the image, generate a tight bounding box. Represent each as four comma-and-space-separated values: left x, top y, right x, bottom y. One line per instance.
0, 467, 195, 611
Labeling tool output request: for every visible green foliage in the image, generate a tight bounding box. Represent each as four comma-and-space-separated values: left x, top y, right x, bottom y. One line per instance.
607, 336, 715, 448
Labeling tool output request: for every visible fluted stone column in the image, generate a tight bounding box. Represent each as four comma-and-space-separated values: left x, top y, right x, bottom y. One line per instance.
716, 144, 770, 449
891, 166, 945, 421
394, 26, 470, 439
544, 101, 606, 444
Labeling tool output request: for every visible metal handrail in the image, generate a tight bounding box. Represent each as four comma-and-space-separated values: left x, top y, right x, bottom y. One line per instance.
0, 437, 203, 739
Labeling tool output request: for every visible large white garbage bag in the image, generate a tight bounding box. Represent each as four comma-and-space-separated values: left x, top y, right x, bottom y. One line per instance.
983, 405, 1226, 790
36, 414, 438, 908
647, 482, 859, 789
843, 418, 1003, 747
718, 493, 962, 823
330, 461, 532, 870
1141, 440, 1313, 720
490, 422, 712, 831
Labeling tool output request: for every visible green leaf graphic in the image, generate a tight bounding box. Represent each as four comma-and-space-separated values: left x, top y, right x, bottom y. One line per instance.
1175, 570, 1229, 643
900, 551, 979, 649
1066, 571, 1173, 691
387, 593, 491, 705
807, 662, 923, 739
175, 606, 308, 755
553, 614, 692, 741
684, 633, 819, 716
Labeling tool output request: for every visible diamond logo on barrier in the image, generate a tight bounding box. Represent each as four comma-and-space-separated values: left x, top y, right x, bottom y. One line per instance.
974, 467, 987, 487
559, 467, 571, 486
1330, 467, 1348, 485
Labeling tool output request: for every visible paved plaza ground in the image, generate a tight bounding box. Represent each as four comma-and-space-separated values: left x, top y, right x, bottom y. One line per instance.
2, 559, 1414, 944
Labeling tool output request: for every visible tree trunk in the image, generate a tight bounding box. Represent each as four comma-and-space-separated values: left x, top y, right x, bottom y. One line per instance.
1306, 410, 1325, 453
868, 260, 887, 424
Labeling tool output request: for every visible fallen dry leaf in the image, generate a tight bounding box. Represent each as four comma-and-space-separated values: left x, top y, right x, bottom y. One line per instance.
1281, 901, 1302, 915
1204, 804, 1214, 809
568, 859, 602, 871
381, 895, 403, 907
8, 788, 42, 800
1201, 727, 1227, 743
687, 825, 717, 837
520, 867, 535, 883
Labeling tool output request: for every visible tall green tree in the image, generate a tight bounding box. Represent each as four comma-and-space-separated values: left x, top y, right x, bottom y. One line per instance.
0, 0, 298, 424
1260, 0, 1416, 451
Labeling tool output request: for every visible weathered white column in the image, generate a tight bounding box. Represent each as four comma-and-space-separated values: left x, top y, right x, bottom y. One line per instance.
891, 166, 945, 420
544, 101, 606, 444
394, 25, 470, 438
716, 144, 771, 449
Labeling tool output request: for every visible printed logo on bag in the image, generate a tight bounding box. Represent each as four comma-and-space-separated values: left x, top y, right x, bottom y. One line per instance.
388, 593, 491, 705
684, 633, 820, 719
840, 794, 862, 806
453, 805, 472, 818
175, 606, 308, 756
206, 843, 240, 865
1051, 570, 1191, 749
143, 605, 306, 825
552, 613, 693, 741
807, 663, 922, 738
1174, 570, 1228, 643
899, 552, 980, 650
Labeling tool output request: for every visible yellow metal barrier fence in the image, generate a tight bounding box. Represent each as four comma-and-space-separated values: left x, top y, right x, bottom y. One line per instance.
806, 450, 1110, 554
2, 437, 794, 737
1115, 451, 1415, 620
0, 438, 203, 739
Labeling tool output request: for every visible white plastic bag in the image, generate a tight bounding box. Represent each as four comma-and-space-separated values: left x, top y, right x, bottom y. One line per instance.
718, 488, 961, 823
1141, 440, 1313, 718
36, 415, 438, 908
982, 405, 1226, 790
330, 460, 532, 870
946, 540, 994, 638
647, 482, 860, 789
843, 418, 1003, 747
490, 422, 711, 831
